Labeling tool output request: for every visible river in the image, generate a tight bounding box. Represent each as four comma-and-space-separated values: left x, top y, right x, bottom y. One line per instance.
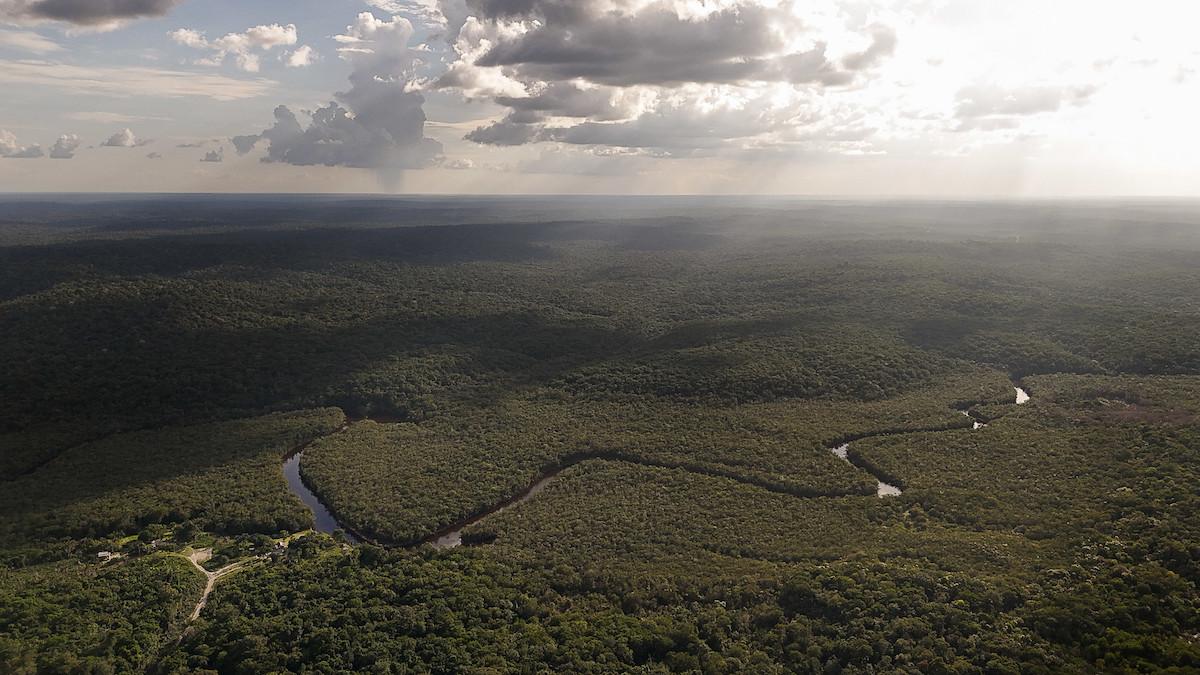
428, 473, 559, 548
830, 443, 902, 497
282, 450, 359, 544
284, 381, 1033, 547
826, 382, 1030, 497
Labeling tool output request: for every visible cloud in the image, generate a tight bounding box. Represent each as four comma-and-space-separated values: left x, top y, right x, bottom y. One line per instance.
235, 12, 441, 179
201, 147, 223, 162
146, 151, 162, 159
0, 60, 275, 100
465, 115, 540, 145
516, 146, 654, 176
0, 0, 181, 27
954, 83, 1097, 131
48, 132, 79, 158
440, 0, 898, 153
0, 129, 43, 158
284, 44, 316, 68
466, 81, 873, 157
437, 156, 474, 170
64, 111, 172, 123
493, 82, 640, 121
102, 127, 151, 147
230, 133, 258, 154
841, 25, 897, 71
0, 28, 61, 53
7, 146, 44, 158
170, 23, 299, 72
330, 11, 411, 58
168, 27, 204, 48
364, 0, 445, 27
439, 2, 894, 90
457, 6, 859, 88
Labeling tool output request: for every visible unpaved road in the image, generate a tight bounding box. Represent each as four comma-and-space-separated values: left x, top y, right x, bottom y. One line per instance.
182, 549, 254, 621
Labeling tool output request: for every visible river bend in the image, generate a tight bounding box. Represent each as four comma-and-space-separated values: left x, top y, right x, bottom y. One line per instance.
284, 383, 1033, 548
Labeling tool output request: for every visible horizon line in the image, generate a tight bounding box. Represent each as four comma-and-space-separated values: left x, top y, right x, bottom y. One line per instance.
2, 191, 1200, 203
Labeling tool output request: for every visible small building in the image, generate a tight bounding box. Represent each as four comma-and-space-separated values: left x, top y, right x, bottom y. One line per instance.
97, 551, 113, 561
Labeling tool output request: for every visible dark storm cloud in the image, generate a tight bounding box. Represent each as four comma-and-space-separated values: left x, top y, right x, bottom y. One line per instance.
1, 0, 181, 25
230, 133, 258, 154
495, 82, 630, 120
463, 0, 592, 22
457, 4, 867, 88
465, 115, 541, 145
441, 0, 897, 153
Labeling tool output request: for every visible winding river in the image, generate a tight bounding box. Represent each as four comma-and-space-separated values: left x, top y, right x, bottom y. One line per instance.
284, 382, 1033, 548
282, 450, 360, 544
826, 385, 1028, 497
427, 471, 559, 548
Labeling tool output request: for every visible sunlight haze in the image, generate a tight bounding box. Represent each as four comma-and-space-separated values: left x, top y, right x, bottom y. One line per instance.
2, 0, 1198, 195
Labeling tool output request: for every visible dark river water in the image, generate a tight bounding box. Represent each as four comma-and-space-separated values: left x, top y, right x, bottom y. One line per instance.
282, 451, 359, 544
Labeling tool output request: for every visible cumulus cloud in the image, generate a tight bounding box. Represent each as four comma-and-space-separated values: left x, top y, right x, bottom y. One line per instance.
102, 127, 152, 147
48, 132, 79, 158
442, 0, 898, 154
438, 156, 474, 169
234, 12, 441, 182
1, 129, 45, 157
201, 147, 223, 162
169, 23, 299, 72
439, 1, 896, 90
453, 5, 868, 88
365, 0, 446, 27
0, 0, 181, 27
284, 44, 316, 68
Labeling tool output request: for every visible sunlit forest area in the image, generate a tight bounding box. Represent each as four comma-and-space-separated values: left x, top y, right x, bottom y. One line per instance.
1, 196, 1198, 673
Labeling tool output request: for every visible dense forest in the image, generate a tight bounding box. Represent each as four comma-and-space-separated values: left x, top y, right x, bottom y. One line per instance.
1, 196, 1198, 673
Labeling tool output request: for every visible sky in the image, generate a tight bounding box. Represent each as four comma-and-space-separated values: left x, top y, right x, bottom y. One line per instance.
0, 0, 1198, 195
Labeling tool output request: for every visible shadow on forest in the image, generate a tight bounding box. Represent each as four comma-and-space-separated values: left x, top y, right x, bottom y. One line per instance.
0, 299, 859, 514
1, 304, 643, 431
0, 219, 729, 302
0, 308, 798, 532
